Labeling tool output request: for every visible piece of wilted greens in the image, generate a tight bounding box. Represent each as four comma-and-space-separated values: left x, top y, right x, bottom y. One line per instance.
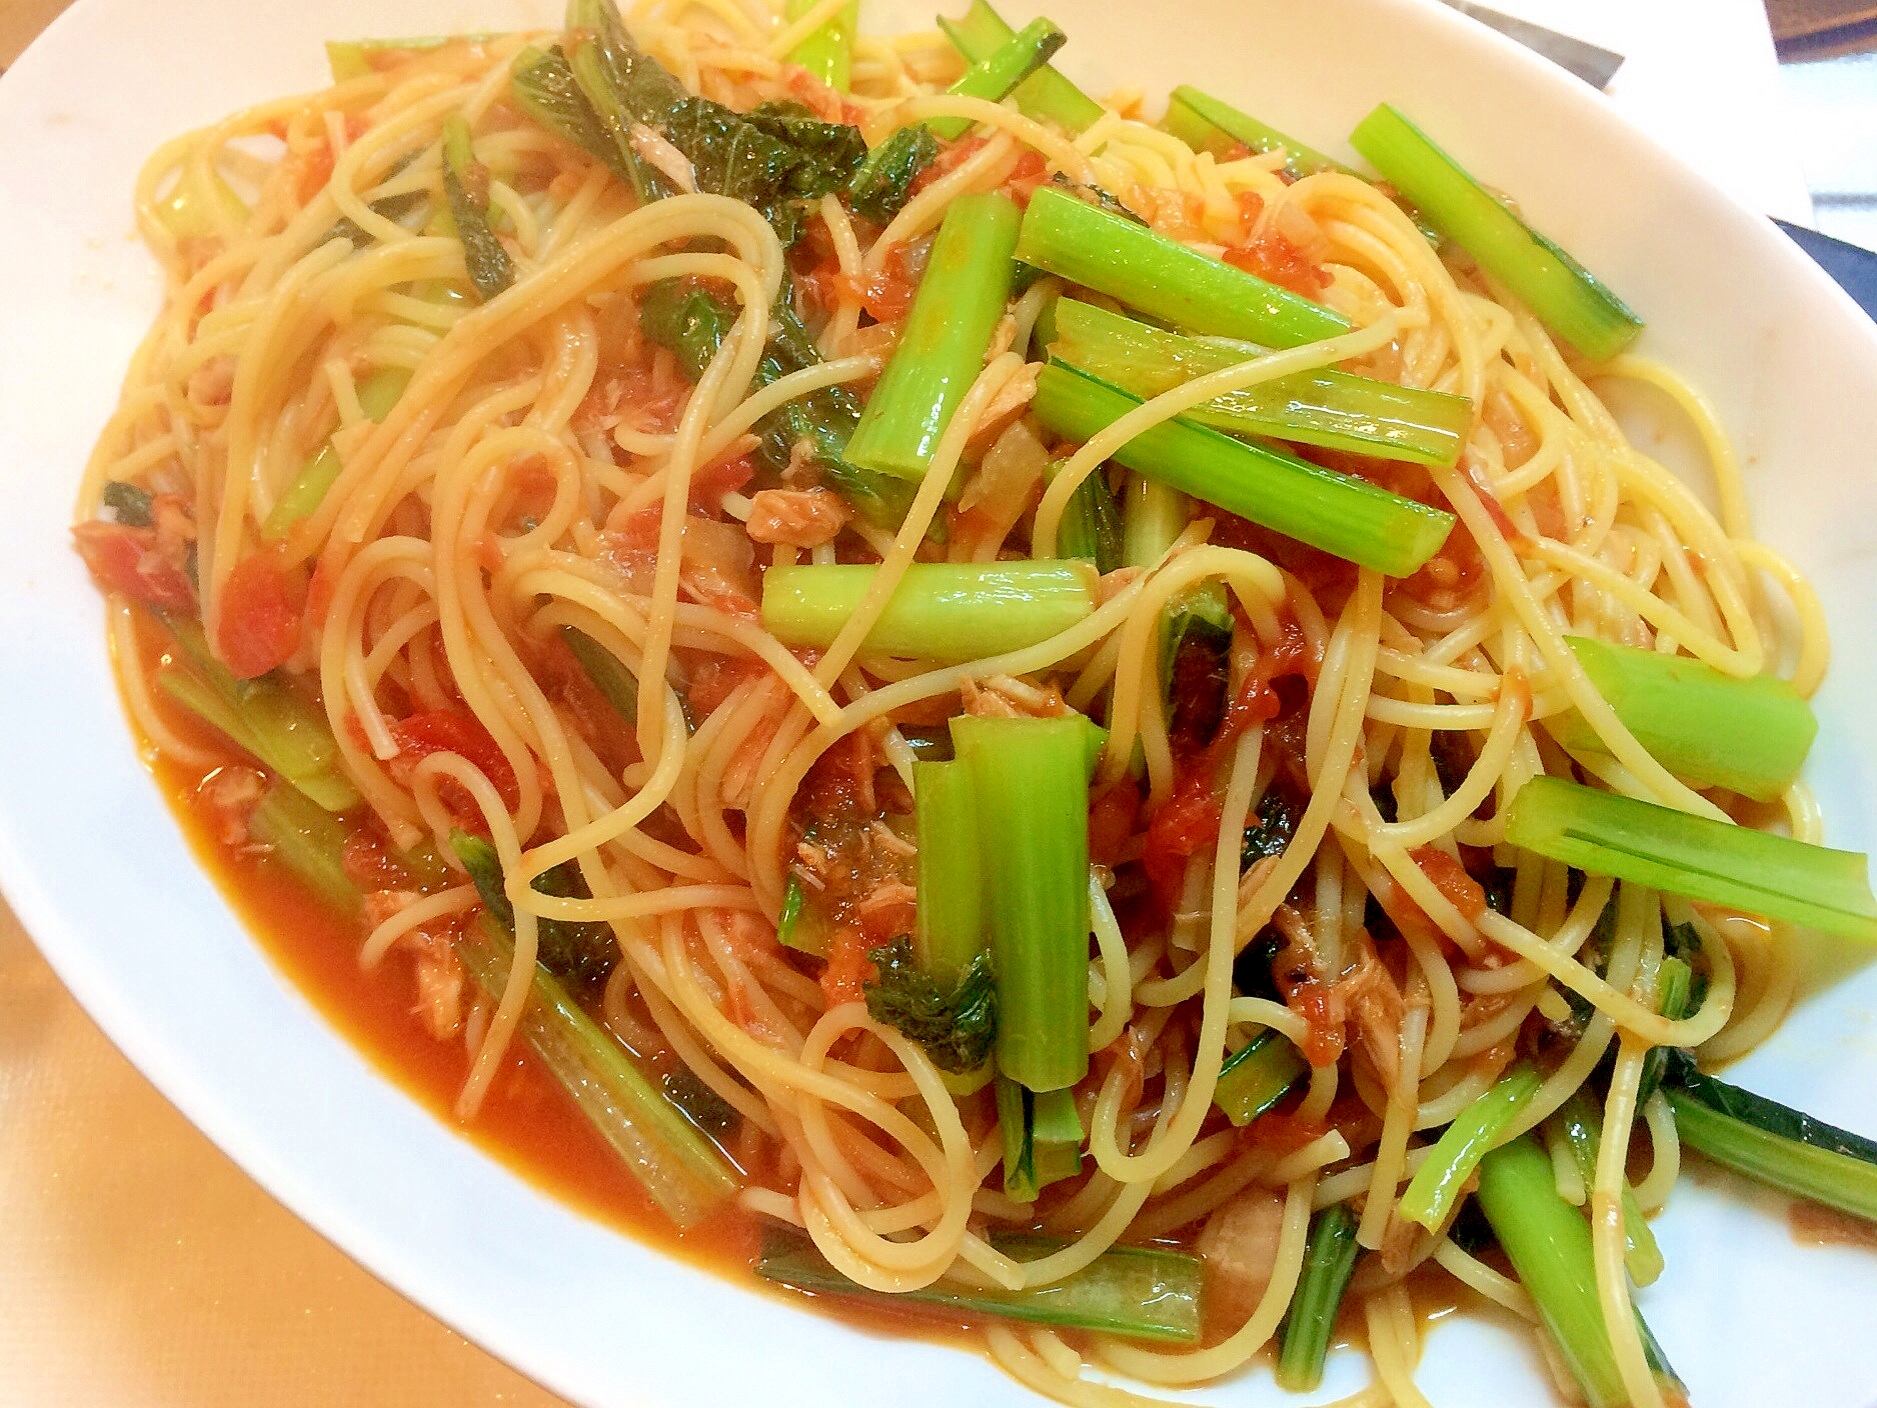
637, 277, 913, 526
455, 920, 740, 1228
559, 0, 867, 242
450, 829, 618, 993
562, 625, 639, 721
864, 936, 997, 1074
326, 150, 429, 248
511, 46, 616, 168
103, 481, 154, 527
1242, 790, 1299, 867
1663, 1049, 1877, 1225
846, 125, 940, 226
439, 115, 514, 301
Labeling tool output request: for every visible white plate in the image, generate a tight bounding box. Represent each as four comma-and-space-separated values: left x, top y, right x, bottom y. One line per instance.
3, 1, 1876, 1404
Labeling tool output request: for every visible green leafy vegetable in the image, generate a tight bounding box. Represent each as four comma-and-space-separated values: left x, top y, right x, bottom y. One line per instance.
455, 921, 739, 1228
761, 561, 1097, 660
914, 760, 986, 980
1052, 460, 1123, 574
1275, 1204, 1360, 1392
998, 1077, 1084, 1202
783, 0, 857, 91
755, 1224, 1203, 1342
562, 625, 639, 723
156, 615, 360, 812
440, 115, 514, 301
1242, 791, 1299, 867
636, 277, 913, 526
563, 0, 866, 242
776, 871, 832, 957
1031, 362, 1456, 578
1555, 1091, 1665, 1286
937, 0, 1103, 134
1547, 636, 1817, 803
510, 46, 619, 173
1398, 1063, 1541, 1230
264, 365, 413, 539
1349, 104, 1643, 361
1162, 83, 1351, 184
1213, 1029, 1308, 1126
103, 481, 154, 527
845, 191, 1022, 480
450, 829, 618, 992
1503, 775, 1877, 941
864, 935, 998, 1074
844, 125, 940, 225
1475, 1135, 1681, 1408
248, 781, 362, 916
1663, 1050, 1877, 1224
1048, 297, 1474, 467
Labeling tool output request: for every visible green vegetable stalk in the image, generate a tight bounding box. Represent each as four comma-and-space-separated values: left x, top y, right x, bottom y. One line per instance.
1275, 1203, 1361, 1391
1349, 104, 1643, 361
1547, 636, 1816, 802
455, 920, 740, 1228
938, 0, 1103, 133
264, 365, 412, 539
449, 829, 618, 992
1015, 185, 1349, 348
755, 1224, 1202, 1342
953, 715, 1091, 1093
1398, 1063, 1542, 1230
1048, 297, 1473, 467
1213, 1029, 1308, 1126
761, 560, 1097, 660
845, 191, 1021, 480
1663, 1050, 1877, 1225
1162, 83, 1351, 184
784, 0, 857, 91
1030, 362, 1455, 578
1503, 776, 1877, 942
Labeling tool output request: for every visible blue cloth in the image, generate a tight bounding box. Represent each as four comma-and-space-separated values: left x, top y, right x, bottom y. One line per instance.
1778, 219, 1877, 323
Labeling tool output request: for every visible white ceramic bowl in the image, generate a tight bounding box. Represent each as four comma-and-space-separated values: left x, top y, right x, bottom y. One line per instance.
4, 1, 1877, 1404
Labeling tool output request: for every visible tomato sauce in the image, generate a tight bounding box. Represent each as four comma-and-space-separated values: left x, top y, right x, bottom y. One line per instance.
114, 619, 999, 1351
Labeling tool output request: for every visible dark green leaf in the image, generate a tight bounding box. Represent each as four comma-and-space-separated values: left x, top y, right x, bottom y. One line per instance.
562, 625, 640, 721
564, 0, 862, 244
662, 1065, 740, 1138
864, 935, 997, 1073
745, 101, 868, 196
1663, 1049, 1877, 1165
846, 125, 939, 225
510, 45, 618, 172
450, 829, 617, 992
441, 116, 514, 301
103, 481, 153, 527
638, 277, 913, 526
328, 152, 428, 249
1242, 789, 1299, 866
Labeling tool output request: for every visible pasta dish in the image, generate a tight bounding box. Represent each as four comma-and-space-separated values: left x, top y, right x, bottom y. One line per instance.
72, 2, 1877, 1404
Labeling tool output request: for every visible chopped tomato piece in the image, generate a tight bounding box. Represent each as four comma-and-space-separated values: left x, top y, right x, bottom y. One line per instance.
386, 708, 521, 812
1409, 844, 1488, 923
72, 521, 195, 612
1223, 231, 1332, 297
216, 552, 305, 678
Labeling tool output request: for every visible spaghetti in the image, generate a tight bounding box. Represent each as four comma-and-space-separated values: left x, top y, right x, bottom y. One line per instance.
72, 2, 1872, 1405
